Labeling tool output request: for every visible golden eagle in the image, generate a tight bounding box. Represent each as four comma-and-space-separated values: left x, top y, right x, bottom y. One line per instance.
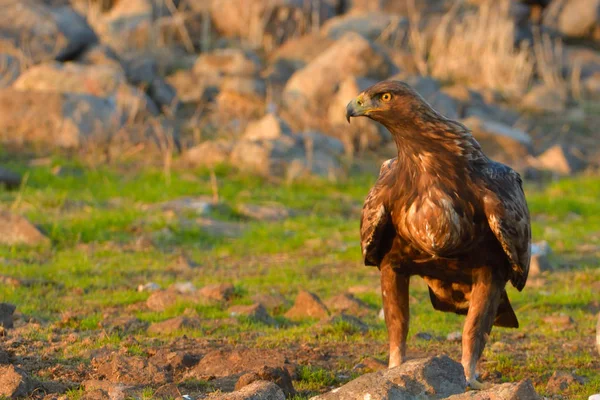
346, 81, 531, 389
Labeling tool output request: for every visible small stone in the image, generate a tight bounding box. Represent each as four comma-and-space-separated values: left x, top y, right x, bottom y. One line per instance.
0, 212, 50, 246
0, 303, 16, 329
169, 282, 196, 294
0, 365, 32, 398
228, 304, 275, 325
447, 331, 462, 342
251, 293, 288, 312
325, 293, 372, 317
146, 290, 179, 312
218, 380, 285, 400
378, 308, 385, 320
199, 283, 235, 302
235, 366, 295, 398
0, 167, 21, 190
147, 316, 201, 335
137, 282, 161, 292
546, 371, 584, 393
416, 332, 434, 341
284, 291, 329, 320
543, 313, 574, 328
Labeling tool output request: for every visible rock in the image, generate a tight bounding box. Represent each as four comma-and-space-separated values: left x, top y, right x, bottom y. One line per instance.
228, 304, 275, 325
546, 371, 584, 393
313, 356, 466, 399
328, 76, 386, 151
324, 294, 372, 317
285, 291, 329, 320
522, 85, 567, 113
446, 379, 541, 399
195, 218, 246, 237
93, 354, 171, 385
194, 49, 262, 80
82, 380, 136, 400
428, 91, 460, 120
0, 212, 49, 246
252, 293, 289, 312
169, 282, 196, 294
100, 316, 148, 334
199, 283, 235, 302
0, 167, 21, 189
149, 349, 199, 371
146, 290, 180, 311
0, 1, 97, 64
447, 331, 462, 342
243, 114, 293, 142
221, 76, 267, 98
187, 348, 295, 379
210, 0, 335, 48
284, 32, 394, 110
462, 116, 532, 168
535, 144, 587, 175
147, 316, 201, 335
167, 70, 214, 104
378, 308, 385, 320
270, 33, 335, 74
0, 349, 9, 364
77, 44, 123, 71
0, 365, 32, 398
183, 140, 233, 168
154, 196, 215, 215
529, 241, 554, 276
415, 332, 434, 341
235, 366, 296, 398
0, 89, 129, 148
217, 380, 285, 400
322, 12, 408, 41
237, 203, 291, 222
543, 0, 600, 40
543, 313, 575, 328
137, 282, 161, 292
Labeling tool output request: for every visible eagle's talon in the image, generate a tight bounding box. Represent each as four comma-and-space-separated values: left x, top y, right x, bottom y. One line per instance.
466, 379, 490, 391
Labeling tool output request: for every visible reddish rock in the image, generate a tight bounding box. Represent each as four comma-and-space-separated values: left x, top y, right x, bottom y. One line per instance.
325, 293, 372, 317
199, 283, 235, 302
228, 304, 275, 325
235, 366, 295, 397
285, 291, 329, 320
147, 316, 202, 335
0, 365, 32, 398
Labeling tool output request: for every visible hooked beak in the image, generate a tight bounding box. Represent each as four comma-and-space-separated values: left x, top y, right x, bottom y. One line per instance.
345, 95, 373, 123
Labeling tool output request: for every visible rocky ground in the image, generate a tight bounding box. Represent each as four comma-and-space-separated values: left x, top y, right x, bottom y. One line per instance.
1, 0, 600, 399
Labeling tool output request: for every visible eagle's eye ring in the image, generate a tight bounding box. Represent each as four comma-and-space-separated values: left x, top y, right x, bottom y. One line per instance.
381, 93, 392, 102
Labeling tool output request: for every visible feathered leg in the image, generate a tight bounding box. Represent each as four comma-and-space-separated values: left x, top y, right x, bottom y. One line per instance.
380, 259, 410, 368
461, 266, 502, 389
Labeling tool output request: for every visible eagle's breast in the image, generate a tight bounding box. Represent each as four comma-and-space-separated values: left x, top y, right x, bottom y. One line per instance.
396, 187, 476, 257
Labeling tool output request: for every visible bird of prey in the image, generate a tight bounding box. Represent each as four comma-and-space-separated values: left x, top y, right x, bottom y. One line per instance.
346, 80, 531, 389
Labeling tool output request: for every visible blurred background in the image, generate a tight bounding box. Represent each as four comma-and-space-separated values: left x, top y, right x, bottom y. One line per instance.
0, 0, 599, 399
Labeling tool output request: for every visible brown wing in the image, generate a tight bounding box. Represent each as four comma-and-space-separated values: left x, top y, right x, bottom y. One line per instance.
361, 158, 397, 266
480, 162, 531, 291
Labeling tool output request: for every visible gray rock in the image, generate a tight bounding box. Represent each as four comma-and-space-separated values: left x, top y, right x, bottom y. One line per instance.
216, 380, 285, 400
529, 241, 554, 276
312, 356, 466, 399
137, 282, 161, 292
0, 212, 49, 246
0, 303, 16, 329
322, 12, 409, 41
0, 54, 21, 89
0, 166, 21, 189
243, 114, 294, 142
446, 331, 462, 342
237, 203, 292, 222
228, 303, 275, 325
427, 91, 460, 120
446, 379, 540, 399
0, 365, 32, 398
154, 196, 215, 215
0, 1, 96, 64
546, 371, 584, 393
194, 48, 262, 79
284, 33, 395, 110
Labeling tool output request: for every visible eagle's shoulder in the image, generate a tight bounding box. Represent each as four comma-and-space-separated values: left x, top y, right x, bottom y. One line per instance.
360, 158, 397, 266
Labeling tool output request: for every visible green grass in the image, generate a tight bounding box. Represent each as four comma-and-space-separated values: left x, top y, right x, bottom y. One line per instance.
0, 155, 599, 398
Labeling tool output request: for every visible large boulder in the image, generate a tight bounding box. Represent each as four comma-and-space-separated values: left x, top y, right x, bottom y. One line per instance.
210, 0, 337, 49
322, 12, 408, 42
284, 32, 395, 112
543, 0, 600, 41
312, 356, 466, 399
0, 89, 128, 148
0, 0, 97, 64
12, 62, 158, 118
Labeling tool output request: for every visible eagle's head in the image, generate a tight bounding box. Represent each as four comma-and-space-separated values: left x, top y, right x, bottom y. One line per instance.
345, 80, 434, 128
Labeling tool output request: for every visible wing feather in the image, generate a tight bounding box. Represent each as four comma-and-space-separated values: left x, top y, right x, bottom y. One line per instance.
481, 163, 531, 291
361, 158, 396, 266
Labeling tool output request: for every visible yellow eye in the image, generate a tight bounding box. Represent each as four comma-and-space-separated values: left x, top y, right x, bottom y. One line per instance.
381, 93, 392, 102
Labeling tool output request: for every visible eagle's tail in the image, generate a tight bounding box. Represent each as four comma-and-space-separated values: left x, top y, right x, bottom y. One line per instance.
494, 290, 519, 328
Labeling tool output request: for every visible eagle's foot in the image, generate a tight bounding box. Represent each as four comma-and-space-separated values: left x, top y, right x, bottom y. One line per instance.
466, 378, 490, 391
